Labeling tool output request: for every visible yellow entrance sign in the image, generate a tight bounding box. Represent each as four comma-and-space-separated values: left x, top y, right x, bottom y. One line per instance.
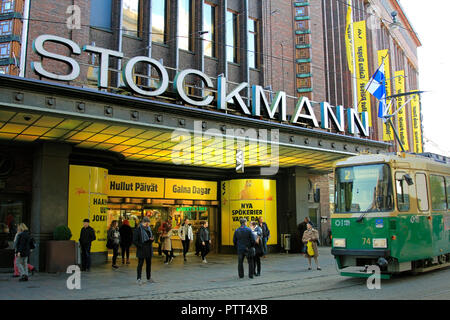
221, 179, 277, 246
108, 175, 164, 198
165, 179, 217, 200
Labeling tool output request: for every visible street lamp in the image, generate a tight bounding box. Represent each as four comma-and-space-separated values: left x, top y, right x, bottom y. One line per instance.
389, 11, 402, 30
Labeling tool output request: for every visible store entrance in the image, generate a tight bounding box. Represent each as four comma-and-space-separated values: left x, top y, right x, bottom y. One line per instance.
107, 198, 218, 258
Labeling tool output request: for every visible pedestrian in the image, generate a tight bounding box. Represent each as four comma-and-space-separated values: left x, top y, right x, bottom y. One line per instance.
199, 221, 211, 263
12, 224, 36, 278
133, 216, 155, 285
179, 218, 194, 261
195, 226, 201, 256
107, 220, 120, 269
250, 221, 264, 277
258, 217, 270, 257
119, 219, 133, 265
14, 223, 31, 282
297, 217, 310, 254
79, 218, 96, 272
161, 222, 174, 264
154, 219, 162, 256
233, 218, 255, 279
302, 223, 321, 270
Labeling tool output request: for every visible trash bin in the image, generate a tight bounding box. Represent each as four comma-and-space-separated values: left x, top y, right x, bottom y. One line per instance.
283, 234, 291, 252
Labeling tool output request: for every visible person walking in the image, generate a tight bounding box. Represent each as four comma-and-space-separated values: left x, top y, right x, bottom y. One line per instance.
119, 219, 133, 265
14, 223, 31, 282
79, 218, 96, 272
298, 217, 311, 254
107, 220, 120, 269
11, 224, 35, 278
133, 216, 155, 285
199, 221, 211, 263
250, 221, 264, 277
179, 218, 194, 261
161, 222, 174, 264
302, 223, 321, 270
233, 218, 256, 279
258, 217, 270, 257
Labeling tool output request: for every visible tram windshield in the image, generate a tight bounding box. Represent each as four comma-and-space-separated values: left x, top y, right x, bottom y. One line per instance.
335, 164, 393, 213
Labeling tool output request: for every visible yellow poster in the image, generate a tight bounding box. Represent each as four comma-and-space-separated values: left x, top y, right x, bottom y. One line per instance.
345, 0, 354, 74
354, 21, 372, 126
108, 175, 164, 198
378, 50, 394, 141
410, 90, 423, 153
394, 70, 409, 151
221, 179, 277, 246
165, 179, 217, 200
68, 165, 109, 253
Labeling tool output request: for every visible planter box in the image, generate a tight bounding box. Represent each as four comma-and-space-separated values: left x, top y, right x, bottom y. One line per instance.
46, 240, 76, 273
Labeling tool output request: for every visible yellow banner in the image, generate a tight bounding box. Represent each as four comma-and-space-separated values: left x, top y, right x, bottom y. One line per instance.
394, 70, 409, 151
410, 90, 423, 153
378, 50, 393, 141
108, 175, 164, 198
165, 179, 217, 200
68, 165, 109, 253
345, 0, 354, 74
221, 179, 277, 246
354, 21, 372, 126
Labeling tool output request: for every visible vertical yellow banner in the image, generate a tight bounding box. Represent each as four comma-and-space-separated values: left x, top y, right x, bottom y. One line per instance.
345, 0, 354, 74
410, 90, 423, 153
394, 70, 409, 151
68, 165, 109, 253
378, 50, 393, 141
354, 21, 372, 126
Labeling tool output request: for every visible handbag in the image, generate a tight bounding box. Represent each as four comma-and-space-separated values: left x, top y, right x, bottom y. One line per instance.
106, 238, 113, 249
307, 240, 315, 256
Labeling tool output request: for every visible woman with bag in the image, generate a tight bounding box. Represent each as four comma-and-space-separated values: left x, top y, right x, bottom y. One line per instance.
161, 222, 174, 264
107, 220, 120, 269
302, 223, 321, 270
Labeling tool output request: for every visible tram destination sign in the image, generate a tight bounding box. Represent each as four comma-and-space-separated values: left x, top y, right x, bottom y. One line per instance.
31, 34, 369, 137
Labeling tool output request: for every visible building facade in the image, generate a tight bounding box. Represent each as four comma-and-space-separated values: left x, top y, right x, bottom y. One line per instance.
0, 0, 420, 271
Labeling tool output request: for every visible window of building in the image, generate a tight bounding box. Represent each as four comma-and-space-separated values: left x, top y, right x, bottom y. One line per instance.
430, 175, 447, 211
296, 21, 308, 31
226, 10, 238, 63
296, 7, 307, 16
296, 48, 309, 59
395, 172, 410, 211
0, 42, 10, 58
0, 20, 12, 36
152, 0, 167, 43
203, 2, 216, 57
297, 78, 311, 88
90, 0, 112, 30
0, 65, 9, 74
0, 0, 14, 13
415, 173, 429, 211
178, 0, 193, 51
248, 18, 258, 69
296, 63, 310, 74
123, 0, 141, 38
296, 34, 308, 45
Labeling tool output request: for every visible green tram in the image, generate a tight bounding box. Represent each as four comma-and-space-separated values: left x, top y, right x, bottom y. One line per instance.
331, 152, 450, 278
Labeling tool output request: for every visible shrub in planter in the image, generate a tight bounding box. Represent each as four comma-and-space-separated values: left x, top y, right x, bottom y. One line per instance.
46, 225, 76, 273
53, 225, 72, 241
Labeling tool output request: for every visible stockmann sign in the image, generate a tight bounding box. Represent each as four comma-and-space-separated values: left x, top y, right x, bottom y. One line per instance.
31, 34, 369, 137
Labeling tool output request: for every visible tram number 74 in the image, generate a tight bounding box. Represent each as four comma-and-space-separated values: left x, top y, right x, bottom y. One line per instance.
362, 237, 371, 245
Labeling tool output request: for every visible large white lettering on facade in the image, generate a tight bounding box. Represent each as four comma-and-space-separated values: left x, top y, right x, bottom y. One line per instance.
31, 34, 369, 137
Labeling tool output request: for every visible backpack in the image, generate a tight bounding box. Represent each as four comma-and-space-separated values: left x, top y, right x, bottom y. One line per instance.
29, 237, 36, 250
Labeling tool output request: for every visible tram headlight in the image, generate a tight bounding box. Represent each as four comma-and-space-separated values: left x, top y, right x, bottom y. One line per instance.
333, 238, 346, 248
373, 238, 387, 248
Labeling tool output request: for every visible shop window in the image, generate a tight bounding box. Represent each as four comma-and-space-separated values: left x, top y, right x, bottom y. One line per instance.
0, 65, 9, 74
226, 10, 238, 63
152, 0, 167, 43
179, 0, 193, 51
430, 175, 447, 211
203, 2, 216, 57
90, 0, 112, 30
0, 43, 10, 58
123, 0, 142, 38
0, 197, 25, 245
395, 172, 411, 211
415, 173, 429, 211
0, 0, 14, 13
0, 20, 12, 36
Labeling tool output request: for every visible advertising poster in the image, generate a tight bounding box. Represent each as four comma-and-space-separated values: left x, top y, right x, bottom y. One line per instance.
395, 70, 409, 151
221, 179, 277, 246
410, 90, 423, 153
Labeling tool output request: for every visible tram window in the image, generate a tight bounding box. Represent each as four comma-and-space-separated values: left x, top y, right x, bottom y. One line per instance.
395, 172, 410, 211
415, 173, 429, 211
430, 175, 447, 211
446, 177, 450, 209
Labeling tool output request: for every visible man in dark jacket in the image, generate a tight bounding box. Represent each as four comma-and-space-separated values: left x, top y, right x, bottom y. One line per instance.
133, 216, 154, 285
15, 224, 31, 282
258, 217, 270, 257
233, 218, 256, 279
119, 220, 133, 264
79, 219, 96, 272
199, 221, 211, 263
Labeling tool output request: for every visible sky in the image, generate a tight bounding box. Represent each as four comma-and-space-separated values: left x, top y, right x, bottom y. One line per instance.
399, 1, 450, 156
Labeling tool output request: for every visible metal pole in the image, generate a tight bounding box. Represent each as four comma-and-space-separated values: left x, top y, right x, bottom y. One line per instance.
387, 118, 405, 152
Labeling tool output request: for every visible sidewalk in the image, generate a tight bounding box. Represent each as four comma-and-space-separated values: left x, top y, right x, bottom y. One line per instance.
0, 248, 338, 300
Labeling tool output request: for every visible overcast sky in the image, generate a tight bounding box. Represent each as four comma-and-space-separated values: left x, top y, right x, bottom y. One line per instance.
399, 1, 450, 156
